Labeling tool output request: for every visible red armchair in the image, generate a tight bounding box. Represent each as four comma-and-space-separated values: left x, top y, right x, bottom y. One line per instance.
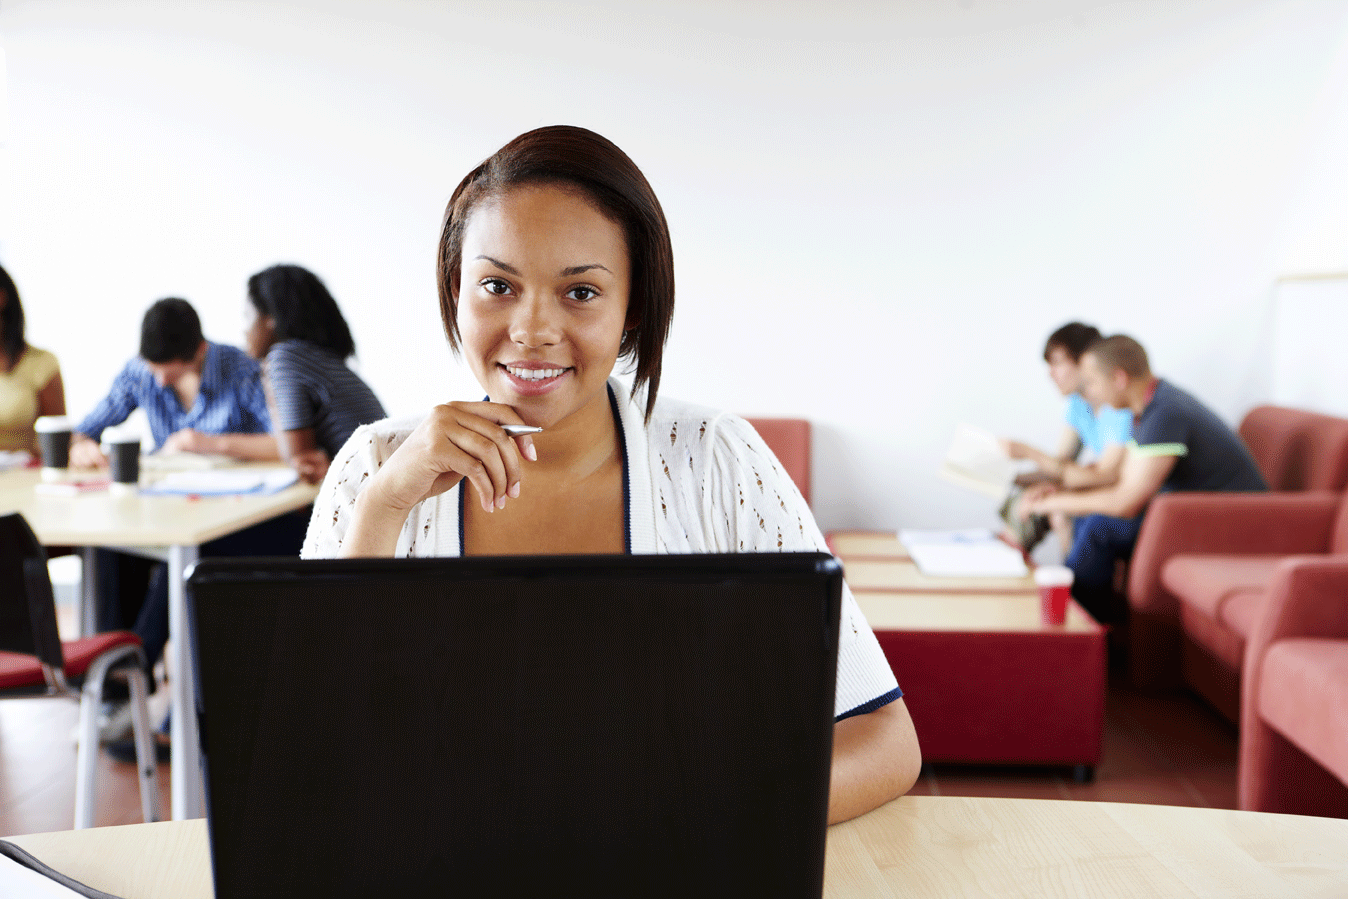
744, 418, 811, 507
1238, 405, 1348, 492
1238, 557, 1348, 817
1126, 490, 1347, 709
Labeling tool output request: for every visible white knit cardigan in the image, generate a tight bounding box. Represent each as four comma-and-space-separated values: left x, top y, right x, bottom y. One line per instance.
302, 379, 900, 718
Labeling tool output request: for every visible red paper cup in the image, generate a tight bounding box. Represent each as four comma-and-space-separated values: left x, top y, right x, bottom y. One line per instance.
1034, 565, 1073, 626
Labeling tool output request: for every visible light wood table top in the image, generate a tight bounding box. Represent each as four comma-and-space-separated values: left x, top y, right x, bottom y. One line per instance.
842, 558, 1036, 594
0, 466, 319, 547
828, 531, 914, 560
855, 591, 1100, 634
8, 796, 1348, 898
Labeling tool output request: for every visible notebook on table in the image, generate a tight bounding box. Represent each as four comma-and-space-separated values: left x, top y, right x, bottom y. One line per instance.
188, 552, 843, 899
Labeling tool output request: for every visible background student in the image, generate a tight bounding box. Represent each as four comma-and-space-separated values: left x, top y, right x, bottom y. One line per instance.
1020, 334, 1266, 623
0, 263, 66, 454
244, 264, 387, 485
68, 298, 282, 753
70, 297, 276, 466
1001, 322, 1132, 554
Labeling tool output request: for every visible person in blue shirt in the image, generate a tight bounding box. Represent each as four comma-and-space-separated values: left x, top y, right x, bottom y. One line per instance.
1001, 322, 1133, 552
67, 299, 291, 757
70, 297, 278, 466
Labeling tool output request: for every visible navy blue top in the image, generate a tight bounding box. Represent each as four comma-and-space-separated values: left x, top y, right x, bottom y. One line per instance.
1130, 379, 1267, 493
265, 340, 386, 459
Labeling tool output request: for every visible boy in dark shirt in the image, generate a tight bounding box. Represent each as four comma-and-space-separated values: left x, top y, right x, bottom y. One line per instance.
1020, 335, 1266, 622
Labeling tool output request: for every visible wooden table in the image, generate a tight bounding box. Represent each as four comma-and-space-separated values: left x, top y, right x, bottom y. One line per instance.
8, 795, 1348, 897
0, 466, 319, 821
828, 531, 1106, 774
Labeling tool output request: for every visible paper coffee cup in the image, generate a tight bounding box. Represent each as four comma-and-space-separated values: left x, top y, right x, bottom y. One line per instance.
34, 415, 72, 472
1033, 565, 1073, 626
103, 425, 142, 489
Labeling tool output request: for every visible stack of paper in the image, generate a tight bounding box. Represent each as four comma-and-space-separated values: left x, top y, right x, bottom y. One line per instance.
142, 468, 298, 496
898, 528, 1029, 577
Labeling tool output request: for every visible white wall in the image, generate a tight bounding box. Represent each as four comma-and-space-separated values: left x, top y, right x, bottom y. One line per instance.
2, 0, 1347, 531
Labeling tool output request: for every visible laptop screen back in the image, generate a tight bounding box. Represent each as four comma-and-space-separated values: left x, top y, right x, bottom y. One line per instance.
189, 552, 842, 899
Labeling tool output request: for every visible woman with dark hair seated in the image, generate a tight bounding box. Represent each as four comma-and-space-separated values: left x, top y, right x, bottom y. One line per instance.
302, 125, 921, 824
0, 263, 66, 455
244, 264, 387, 485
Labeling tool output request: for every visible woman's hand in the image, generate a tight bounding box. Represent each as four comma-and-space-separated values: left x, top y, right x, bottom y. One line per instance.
363, 402, 538, 516
1000, 438, 1032, 460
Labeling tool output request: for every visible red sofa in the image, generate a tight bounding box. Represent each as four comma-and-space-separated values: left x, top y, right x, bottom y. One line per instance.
1238, 557, 1348, 817
1238, 405, 1348, 492
1125, 405, 1348, 706
744, 418, 811, 506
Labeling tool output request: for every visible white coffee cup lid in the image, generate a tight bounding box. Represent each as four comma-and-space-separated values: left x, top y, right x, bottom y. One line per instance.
102, 424, 143, 445
34, 415, 71, 433
1033, 565, 1074, 586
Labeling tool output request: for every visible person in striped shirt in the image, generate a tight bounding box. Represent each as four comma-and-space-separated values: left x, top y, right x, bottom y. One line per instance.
244, 264, 387, 485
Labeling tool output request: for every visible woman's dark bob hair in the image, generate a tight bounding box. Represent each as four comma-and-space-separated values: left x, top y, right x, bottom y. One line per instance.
248, 264, 356, 359
0, 263, 27, 364
436, 125, 674, 420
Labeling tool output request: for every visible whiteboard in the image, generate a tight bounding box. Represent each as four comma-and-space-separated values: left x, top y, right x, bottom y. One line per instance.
1271, 275, 1348, 418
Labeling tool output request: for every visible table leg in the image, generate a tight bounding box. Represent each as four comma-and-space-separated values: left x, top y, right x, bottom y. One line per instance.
79, 546, 99, 638
168, 543, 203, 821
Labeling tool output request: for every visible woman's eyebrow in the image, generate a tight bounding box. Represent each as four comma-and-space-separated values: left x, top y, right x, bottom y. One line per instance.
475, 255, 519, 274
560, 263, 613, 277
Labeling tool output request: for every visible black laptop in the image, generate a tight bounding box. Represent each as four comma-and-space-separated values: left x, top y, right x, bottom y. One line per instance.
188, 552, 843, 899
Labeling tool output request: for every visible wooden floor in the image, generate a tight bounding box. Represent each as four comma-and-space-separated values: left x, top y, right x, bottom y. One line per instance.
0, 669, 1238, 837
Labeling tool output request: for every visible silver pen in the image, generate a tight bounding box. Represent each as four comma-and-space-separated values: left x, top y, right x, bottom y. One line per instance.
502, 424, 544, 437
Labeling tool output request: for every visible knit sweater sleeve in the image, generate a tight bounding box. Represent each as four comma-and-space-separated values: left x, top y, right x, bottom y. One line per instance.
301, 416, 424, 559
699, 413, 902, 719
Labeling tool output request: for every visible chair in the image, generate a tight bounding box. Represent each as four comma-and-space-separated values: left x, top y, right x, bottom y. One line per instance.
1238, 556, 1348, 817
0, 513, 160, 828
744, 418, 811, 506
1126, 488, 1348, 713
1238, 405, 1348, 492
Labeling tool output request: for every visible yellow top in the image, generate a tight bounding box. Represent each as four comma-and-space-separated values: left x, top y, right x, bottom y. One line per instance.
0, 345, 60, 452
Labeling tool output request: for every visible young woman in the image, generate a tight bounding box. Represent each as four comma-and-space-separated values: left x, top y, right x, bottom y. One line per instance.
245, 264, 387, 485
0, 263, 66, 454
302, 126, 921, 823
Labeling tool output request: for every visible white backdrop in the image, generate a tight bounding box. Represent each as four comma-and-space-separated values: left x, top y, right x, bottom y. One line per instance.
2, 0, 1347, 531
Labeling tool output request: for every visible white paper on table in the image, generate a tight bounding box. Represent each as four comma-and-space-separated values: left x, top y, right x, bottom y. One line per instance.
898, 528, 1029, 577
142, 468, 299, 496
0, 850, 95, 897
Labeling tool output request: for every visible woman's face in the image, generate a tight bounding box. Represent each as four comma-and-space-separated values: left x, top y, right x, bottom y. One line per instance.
243, 300, 275, 360
455, 184, 631, 429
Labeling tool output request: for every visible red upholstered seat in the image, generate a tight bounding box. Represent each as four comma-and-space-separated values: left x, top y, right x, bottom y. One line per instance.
1161, 555, 1283, 620
0, 633, 144, 690
1258, 639, 1348, 786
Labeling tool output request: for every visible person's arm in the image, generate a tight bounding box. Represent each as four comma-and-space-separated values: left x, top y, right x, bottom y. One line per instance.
159, 428, 282, 461
342, 402, 536, 557
1027, 450, 1177, 519
278, 427, 331, 485
36, 369, 66, 418
829, 697, 921, 824
1003, 425, 1082, 476
1058, 441, 1127, 490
